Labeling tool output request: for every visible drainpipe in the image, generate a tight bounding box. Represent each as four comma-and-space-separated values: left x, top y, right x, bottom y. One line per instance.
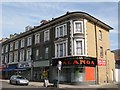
94, 21, 99, 84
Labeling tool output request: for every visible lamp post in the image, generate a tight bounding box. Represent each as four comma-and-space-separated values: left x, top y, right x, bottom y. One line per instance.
31, 55, 34, 81
57, 61, 62, 88
105, 49, 110, 83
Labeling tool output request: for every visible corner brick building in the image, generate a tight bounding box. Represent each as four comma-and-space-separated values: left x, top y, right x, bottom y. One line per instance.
0, 12, 115, 84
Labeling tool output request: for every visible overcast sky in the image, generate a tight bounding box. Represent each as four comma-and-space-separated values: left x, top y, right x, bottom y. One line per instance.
1, 1, 119, 50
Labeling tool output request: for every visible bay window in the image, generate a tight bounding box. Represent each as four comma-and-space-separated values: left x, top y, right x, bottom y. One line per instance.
74, 39, 84, 55
74, 21, 83, 33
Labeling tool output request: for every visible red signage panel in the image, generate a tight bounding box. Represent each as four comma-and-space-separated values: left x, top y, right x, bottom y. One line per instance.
98, 60, 106, 66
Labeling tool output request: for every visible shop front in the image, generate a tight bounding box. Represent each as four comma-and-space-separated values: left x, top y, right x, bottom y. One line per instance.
51, 56, 97, 85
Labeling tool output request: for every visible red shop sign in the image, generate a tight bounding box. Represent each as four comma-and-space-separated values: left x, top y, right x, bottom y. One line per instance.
98, 60, 106, 66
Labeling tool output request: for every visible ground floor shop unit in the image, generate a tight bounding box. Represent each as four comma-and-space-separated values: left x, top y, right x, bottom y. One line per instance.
50, 56, 97, 85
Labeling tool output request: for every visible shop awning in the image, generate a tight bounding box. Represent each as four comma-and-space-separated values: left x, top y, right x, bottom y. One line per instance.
14, 68, 26, 71
3, 66, 17, 71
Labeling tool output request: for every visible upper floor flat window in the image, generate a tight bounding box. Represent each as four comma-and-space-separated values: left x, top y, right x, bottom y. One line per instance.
10, 42, 14, 51
14, 51, 18, 62
44, 30, 49, 42
27, 36, 32, 46
55, 24, 67, 38
36, 49, 39, 60
5, 54, 8, 63
9, 53, 13, 63
99, 30, 102, 40
20, 50, 25, 62
1, 55, 4, 63
2, 46, 4, 53
55, 41, 67, 58
45, 47, 49, 59
100, 47, 103, 58
5, 45, 8, 52
15, 41, 18, 49
35, 33, 40, 44
26, 48, 32, 61
20, 39, 25, 48
74, 21, 83, 33
74, 39, 84, 55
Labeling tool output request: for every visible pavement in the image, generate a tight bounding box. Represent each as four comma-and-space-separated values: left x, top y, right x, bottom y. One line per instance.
0, 79, 119, 89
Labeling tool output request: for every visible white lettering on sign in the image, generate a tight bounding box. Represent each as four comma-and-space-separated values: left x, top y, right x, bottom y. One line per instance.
18, 62, 31, 68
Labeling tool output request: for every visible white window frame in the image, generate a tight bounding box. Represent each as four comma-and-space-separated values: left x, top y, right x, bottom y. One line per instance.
74, 21, 83, 34
55, 24, 67, 38
26, 48, 32, 61
35, 33, 40, 44
74, 39, 85, 56
15, 41, 18, 49
55, 40, 68, 58
20, 50, 25, 62
5, 45, 8, 52
9, 53, 13, 63
2, 46, 4, 53
20, 39, 25, 48
27, 36, 32, 46
5, 54, 8, 63
36, 49, 39, 60
1, 55, 4, 63
14, 51, 18, 63
44, 30, 49, 42
10, 42, 14, 51
45, 47, 49, 59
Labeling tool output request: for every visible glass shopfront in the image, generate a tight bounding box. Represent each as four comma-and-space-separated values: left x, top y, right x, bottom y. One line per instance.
51, 56, 97, 84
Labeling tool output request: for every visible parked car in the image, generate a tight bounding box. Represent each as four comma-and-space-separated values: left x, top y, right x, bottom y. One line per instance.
9, 75, 29, 85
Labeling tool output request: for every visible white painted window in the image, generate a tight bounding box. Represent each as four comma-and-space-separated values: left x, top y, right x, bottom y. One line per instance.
14, 51, 18, 62
20, 39, 25, 48
55, 24, 67, 38
5, 45, 8, 52
44, 30, 49, 42
20, 50, 25, 62
55, 41, 67, 57
10, 42, 14, 51
9, 53, 13, 63
99, 30, 102, 40
45, 47, 49, 59
26, 48, 32, 61
1, 55, 4, 63
36, 49, 39, 60
100, 47, 103, 58
74, 21, 83, 33
74, 39, 84, 55
15, 41, 18, 49
35, 33, 40, 44
2, 46, 4, 53
27, 36, 32, 46
5, 54, 8, 63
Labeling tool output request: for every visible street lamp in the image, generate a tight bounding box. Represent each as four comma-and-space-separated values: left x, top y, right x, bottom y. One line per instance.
57, 61, 62, 88
105, 49, 110, 83
31, 55, 34, 81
